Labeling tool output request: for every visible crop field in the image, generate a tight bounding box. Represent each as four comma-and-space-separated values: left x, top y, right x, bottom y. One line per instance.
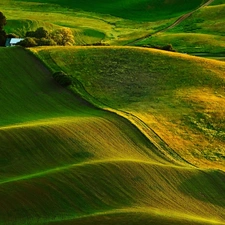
1, 0, 225, 224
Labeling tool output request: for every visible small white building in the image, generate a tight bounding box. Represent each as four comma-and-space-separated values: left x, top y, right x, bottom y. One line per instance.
5, 38, 24, 47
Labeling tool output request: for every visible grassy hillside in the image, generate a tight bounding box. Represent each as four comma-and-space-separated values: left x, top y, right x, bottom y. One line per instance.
14, 0, 208, 21
131, 2, 225, 54
136, 33, 225, 53
0, 0, 211, 46
1, 0, 225, 224
1, 47, 225, 225
35, 46, 225, 171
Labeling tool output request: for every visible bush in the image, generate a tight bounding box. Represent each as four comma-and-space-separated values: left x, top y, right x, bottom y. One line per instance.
7, 33, 19, 38
26, 31, 36, 37
16, 37, 37, 47
50, 28, 75, 46
26, 27, 49, 39
36, 38, 57, 46
162, 44, 175, 52
52, 71, 73, 87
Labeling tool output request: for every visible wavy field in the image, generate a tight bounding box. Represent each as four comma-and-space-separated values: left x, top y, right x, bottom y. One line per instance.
1, 0, 225, 223
35, 46, 225, 171
1, 46, 225, 224
0, 0, 212, 46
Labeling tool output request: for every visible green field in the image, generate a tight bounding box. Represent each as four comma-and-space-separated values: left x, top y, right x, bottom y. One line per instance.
35, 46, 225, 170
1, 46, 225, 224
13, 0, 209, 21
1, 0, 225, 224
135, 2, 225, 53
0, 0, 215, 46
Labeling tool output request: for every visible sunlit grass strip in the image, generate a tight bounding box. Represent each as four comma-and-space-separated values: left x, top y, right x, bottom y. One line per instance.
46, 207, 225, 225
0, 159, 195, 185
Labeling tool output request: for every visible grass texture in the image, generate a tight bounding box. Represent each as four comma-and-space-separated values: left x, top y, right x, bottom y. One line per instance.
13, 0, 208, 21
1, 46, 225, 225
0, 0, 212, 46
35, 46, 225, 171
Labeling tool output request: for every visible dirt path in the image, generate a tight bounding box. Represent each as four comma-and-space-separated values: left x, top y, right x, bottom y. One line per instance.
125, 0, 215, 46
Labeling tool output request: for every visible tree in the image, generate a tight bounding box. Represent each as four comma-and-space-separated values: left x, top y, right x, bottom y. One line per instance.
35, 27, 49, 39
52, 71, 73, 86
51, 28, 75, 46
26, 30, 36, 37
0, 12, 6, 31
0, 12, 6, 46
26, 27, 49, 39
37, 38, 57, 46
0, 30, 6, 46
7, 33, 19, 38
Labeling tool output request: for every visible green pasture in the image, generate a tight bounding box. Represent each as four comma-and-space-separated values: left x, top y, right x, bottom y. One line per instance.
36, 46, 225, 170
167, 3, 225, 35
210, 0, 225, 5
0, 0, 213, 46
0, 45, 225, 225
13, 0, 208, 21
1, 0, 225, 224
136, 33, 225, 53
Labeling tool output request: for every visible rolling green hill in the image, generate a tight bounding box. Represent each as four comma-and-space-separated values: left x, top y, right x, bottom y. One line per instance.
13, 0, 209, 21
0, 0, 213, 46
0, 46, 225, 225
136, 2, 225, 53
1, 0, 225, 224
35, 46, 225, 171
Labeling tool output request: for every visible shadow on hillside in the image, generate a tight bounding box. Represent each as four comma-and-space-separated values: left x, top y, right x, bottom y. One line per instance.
179, 169, 225, 207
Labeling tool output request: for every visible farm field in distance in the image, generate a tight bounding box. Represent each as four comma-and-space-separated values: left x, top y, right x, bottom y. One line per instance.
0, 0, 225, 225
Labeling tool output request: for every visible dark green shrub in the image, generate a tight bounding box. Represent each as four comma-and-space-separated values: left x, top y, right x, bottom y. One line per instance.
26, 27, 49, 39
16, 37, 37, 47
162, 44, 175, 52
0, 30, 6, 46
7, 33, 19, 38
52, 71, 73, 87
36, 38, 57, 46
35, 27, 49, 39
26, 31, 36, 37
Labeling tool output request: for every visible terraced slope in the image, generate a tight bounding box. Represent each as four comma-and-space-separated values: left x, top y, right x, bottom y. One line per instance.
1, 47, 225, 224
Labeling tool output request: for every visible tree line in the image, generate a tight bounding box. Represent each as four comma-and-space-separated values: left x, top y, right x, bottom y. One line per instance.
0, 11, 75, 47
0, 11, 7, 46
19, 27, 75, 47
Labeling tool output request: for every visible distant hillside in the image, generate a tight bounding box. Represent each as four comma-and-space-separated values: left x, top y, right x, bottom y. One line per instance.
14, 0, 209, 21
1, 0, 221, 48
136, 1, 225, 53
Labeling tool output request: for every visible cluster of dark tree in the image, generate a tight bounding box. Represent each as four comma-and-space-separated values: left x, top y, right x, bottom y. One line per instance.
84, 42, 110, 46
0, 12, 17, 46
17, 27, 75, 47
0, 11, 75, 47
0, 12, 6, 45
52, 71, 73, 87
143, 44, 176, 52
